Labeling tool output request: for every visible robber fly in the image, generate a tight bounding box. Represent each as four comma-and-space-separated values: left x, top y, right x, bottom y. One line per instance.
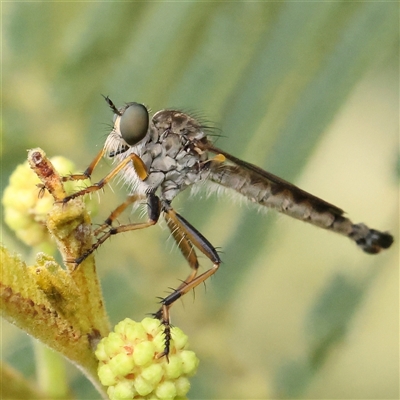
63, 97, 393, 357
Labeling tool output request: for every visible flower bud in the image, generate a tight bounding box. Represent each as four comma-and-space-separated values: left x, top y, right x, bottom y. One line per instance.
95, 318, 199, 399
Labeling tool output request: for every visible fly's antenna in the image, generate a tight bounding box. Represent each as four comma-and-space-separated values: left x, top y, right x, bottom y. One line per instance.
102, 95, 122, 116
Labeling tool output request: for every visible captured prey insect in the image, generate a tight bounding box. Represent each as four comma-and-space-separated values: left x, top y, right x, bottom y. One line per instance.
62, 96, 393, 357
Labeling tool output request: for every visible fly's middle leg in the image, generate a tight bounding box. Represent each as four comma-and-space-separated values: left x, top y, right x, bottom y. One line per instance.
67, 193, 160, 266
92, 194, 144, 237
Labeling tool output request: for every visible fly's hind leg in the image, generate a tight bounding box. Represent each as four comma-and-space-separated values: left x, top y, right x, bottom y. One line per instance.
152, 209, 200, 321
69, 192, 160, 266
164, 208, 201, 286
154, 206, 221, 359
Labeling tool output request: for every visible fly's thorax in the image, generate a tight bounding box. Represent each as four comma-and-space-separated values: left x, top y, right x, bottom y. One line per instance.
145, 110, 210, 201
152, 110, 207, 142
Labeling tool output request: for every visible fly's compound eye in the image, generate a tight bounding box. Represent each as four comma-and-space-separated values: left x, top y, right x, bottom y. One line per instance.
119, 102, 149, 146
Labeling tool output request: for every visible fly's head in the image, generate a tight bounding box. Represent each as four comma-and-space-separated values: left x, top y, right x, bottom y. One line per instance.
104, 96, 150, 158
103, 98, 210, 166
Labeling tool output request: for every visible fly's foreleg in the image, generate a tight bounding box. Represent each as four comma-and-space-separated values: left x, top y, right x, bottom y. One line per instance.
68, 193, 160, 266
62, 148, 106, 183
61, 153, 148, 203
154, 207, 221, 359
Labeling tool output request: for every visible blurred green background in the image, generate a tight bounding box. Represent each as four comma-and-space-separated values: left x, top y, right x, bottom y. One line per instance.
2, 2, 398, 399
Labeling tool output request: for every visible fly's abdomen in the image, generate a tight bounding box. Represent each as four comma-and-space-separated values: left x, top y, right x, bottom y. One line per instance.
348, 223, 393, 254
210, 164, 393, 254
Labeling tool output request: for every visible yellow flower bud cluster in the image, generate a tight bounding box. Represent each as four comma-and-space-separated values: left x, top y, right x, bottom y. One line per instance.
2, 156, 95, 249
95, 318, 199, 400
3, 157, 72, 247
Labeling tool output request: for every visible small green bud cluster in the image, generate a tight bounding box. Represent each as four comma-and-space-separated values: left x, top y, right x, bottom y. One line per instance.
95, 318, 199, 400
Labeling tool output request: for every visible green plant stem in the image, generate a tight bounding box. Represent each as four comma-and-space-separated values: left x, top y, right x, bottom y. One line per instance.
34, 342, 69, 399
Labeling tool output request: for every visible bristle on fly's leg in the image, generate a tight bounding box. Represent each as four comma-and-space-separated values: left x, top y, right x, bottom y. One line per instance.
349, 223, 394, 254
